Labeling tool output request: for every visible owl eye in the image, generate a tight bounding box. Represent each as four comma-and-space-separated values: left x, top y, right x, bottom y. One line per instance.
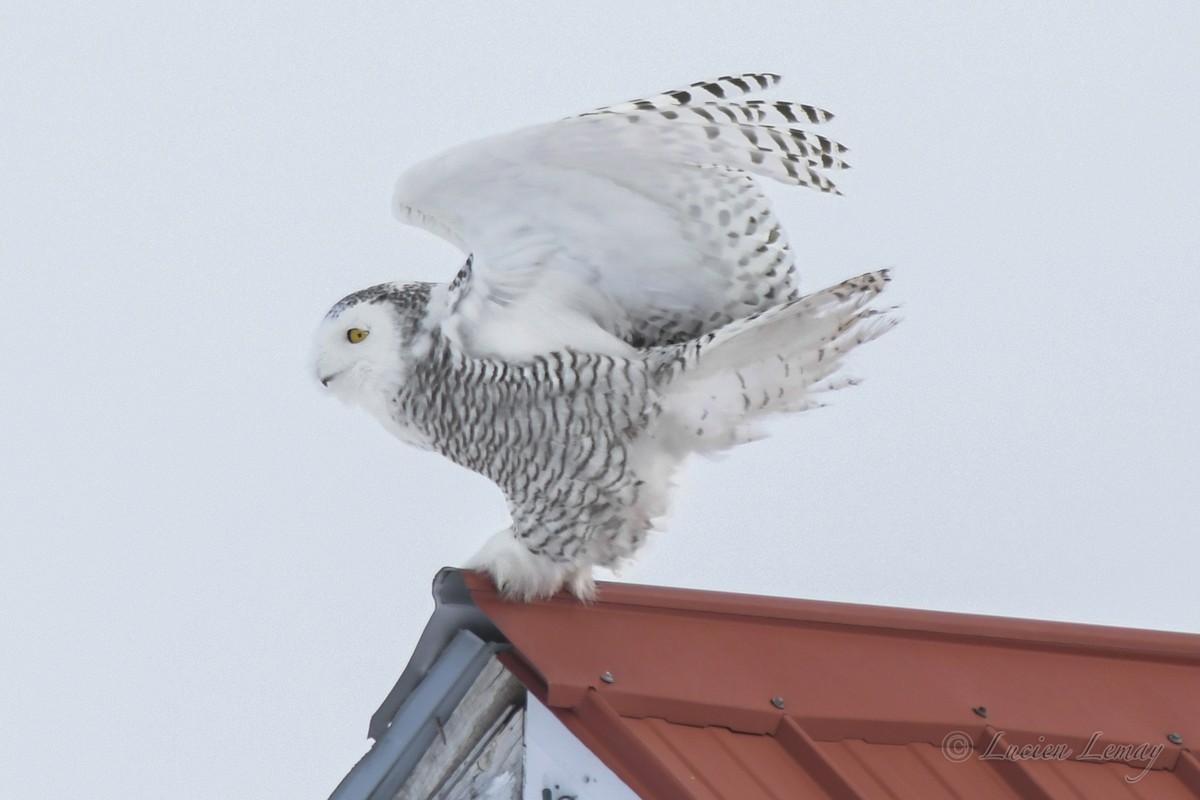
347, 328, 369, 343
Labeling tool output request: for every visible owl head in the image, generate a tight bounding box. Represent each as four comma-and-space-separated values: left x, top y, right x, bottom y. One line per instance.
312, 281, 433, 404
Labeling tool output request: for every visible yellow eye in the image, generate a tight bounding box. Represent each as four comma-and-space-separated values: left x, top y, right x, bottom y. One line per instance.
346, 328, 369, 343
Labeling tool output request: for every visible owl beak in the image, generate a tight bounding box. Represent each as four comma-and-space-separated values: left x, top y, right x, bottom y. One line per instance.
318, 369, 344, 387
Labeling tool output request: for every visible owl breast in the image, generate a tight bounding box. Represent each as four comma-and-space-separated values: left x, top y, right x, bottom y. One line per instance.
392, 334, 663, 565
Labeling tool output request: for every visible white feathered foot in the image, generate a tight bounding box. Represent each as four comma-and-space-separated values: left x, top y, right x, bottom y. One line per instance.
466, 529, 597, 602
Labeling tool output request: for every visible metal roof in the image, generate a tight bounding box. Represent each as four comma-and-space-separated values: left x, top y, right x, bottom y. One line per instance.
450, 568, 1200, 799
344, 569, 1200, 798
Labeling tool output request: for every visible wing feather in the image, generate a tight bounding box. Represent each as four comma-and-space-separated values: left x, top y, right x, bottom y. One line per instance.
392, 73, 848, 360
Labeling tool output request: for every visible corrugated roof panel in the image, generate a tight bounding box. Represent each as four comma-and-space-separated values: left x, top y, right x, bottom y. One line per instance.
461, 579, 1199, 746
813, 738, 1200, 799
1019, 756, 1199, 800
449, 570, 1200, 800
819, 739, 1033, 799
626, 717, 833, 800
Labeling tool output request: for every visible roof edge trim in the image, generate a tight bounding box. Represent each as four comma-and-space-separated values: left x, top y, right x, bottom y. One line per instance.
460, 570, 1200, 662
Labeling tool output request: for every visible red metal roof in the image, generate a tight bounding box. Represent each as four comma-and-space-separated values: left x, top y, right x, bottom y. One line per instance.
458, 570, 1200, 799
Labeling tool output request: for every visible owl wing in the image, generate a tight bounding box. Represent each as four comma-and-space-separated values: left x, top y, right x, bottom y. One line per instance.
392, 73, 849, 360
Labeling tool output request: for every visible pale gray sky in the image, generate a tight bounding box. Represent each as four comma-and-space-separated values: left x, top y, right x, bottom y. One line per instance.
3, 2, 1198, 798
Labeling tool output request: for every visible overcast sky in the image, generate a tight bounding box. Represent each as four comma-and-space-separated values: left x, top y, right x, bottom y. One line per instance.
3, 2, 1198, 798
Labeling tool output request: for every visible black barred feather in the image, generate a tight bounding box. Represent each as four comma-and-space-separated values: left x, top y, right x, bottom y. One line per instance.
330, 74, 901, 600
579, 72, 848, 193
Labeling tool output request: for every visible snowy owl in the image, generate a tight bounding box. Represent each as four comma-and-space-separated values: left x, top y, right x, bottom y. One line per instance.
314, 73, 896, 601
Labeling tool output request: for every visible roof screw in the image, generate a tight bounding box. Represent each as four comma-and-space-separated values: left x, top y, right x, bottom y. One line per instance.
770, 697, 785, 710
1167, 732, 1183, 745
599, 671, 614, 684
972, 706, 988, 718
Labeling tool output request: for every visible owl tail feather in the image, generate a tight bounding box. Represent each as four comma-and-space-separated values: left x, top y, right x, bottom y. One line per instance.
658, 269, 898, 452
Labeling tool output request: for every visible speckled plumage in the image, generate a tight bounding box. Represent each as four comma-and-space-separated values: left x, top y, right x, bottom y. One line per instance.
313, 74, 897, 600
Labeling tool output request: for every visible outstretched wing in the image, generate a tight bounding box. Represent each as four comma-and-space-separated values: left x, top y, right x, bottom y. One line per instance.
393, 73, 849, 360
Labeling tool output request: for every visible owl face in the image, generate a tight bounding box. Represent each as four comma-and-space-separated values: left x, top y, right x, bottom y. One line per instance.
312, 298, 405, 404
